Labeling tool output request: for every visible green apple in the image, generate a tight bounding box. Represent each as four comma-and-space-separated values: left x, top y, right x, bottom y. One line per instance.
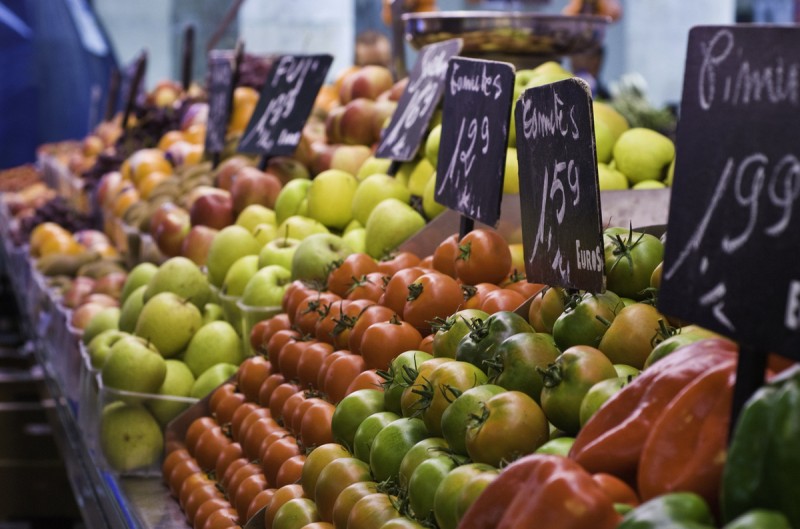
351, 173, 412, 226
118, 285, 146, 333
344, 219, 363, 234
258, 237, 301, 270
613, 128, 675, 184
190, 363, 238, 399
134, 292, 203, 358
394, 161, 415, 188
632, 179, 667, 190
206, 225, 262, 287
407, 158, 435, 196
356, 156, 393, 181
87, 329, 129, 369
277, 215, 329, 241
253, 223, 278, 245
101, 336, 166, 393
598, 163, 629, 191
241, 265, 292, 307
524, 69, 573, 89
274, 179, 312, 225
424, 124, 442, 168
146, 359, 196, 426
503, 148, 520, 194
120, 262, 157, 304
422, 173, 447, 220
291, 233, 353, 282
202, 302, 224, 324
82, 307, 120, 345
665, 158, 675, 187
183, 321, 244, 377
143, 256, 211, 310
593, 101, 629, 142
342, 228, 366, 254
222, 255, 260, 297
100, 402, 163, 472
365, 198, 426, 259
594, 119, 615, 164
235, 204, 276, 233
307, 169, 359, 230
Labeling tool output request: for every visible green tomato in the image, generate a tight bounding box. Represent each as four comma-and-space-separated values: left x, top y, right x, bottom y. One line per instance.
440, 384, 506, 456
486, 332, 560, 403
271, 498, 320, 529
432, 309, 490, 359
353, 411, 400, 463
382, 350, 433, 415
369, 417, 429, 482
454, 470, 499, 523
408, 455, 464, 520
434, 463, 496, 529
419, 360, 488, 437
332, 388, 385, 452
455, 311, 533, 371
578, 376, 630, 427
552, 291, 622, 350
398, 437, 450, 490
534, 436, 576, 456
603, 227, 664, 300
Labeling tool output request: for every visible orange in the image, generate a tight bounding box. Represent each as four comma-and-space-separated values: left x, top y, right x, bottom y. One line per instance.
157, 130, 185, 151
137, 170, 171, 199
111, 185, 141, 218
128, 148, 173, 185
183, 124, 207, 145
229, 87, 259, 134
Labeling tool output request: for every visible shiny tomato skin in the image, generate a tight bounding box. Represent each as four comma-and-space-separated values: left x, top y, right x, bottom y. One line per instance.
462, 283, 500, 311
376, 251, 421, 275
259, 373, 287, 407
346, 493, 401, 529
360, 320, 424, 371
262, 435, 302, 486
267, 329, 302, 368
346, 271, 388, 302
331, 481, 378, 529
272, 497, 321, 529
352, 411, 401, 464
418, 360, 488, 437
345, 369, 384, 396
403, 272, 463, 336
300, 399, 336, 448
296, 341, 335, 390
214, 391, 246, 426
454, 229, 511, 286
432, 233, 459, 278
382, 350, 433, 416
275, 453, 306, 488
327, 253, 379, 297
264, 484, 306, 529
251, 313, 291, 355
331, 389, 385, 452
479, 288, 527, 314
369, 417, 429, 483
322, 353, 366, 404
300, 443, 351, 498
433, 463, 495, 529
294, 292, 342, 336
379, 267, 427, 316
440, 384, 506, 456
347, 305, 397, 355
314, 456, 372, 522
238, 356, 273, 403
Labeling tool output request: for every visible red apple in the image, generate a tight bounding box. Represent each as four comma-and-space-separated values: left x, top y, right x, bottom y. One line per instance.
188, 188, 234, 230
340, 98, 379, 146
378, 77, 408, 103
309, 141, 337, 176
215, 156, 252, 191
340, 65, 394, 104
180, 225, 219, 267
73, 229, 111, 250
63, 277, 96, 308
265, 156, 310, 185
150, 202, 191, 257
70, 302, 107, 330
83, 293, 120, 308
91, 272, 128, 300
96, 171, 125, 209
230, 167, 282, 214
325, 106, 346, 145
372, 99, 397, 141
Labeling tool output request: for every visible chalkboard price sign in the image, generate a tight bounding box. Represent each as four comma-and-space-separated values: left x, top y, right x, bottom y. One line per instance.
434, 57, 515, 227
376, 38, 463, 161
659, 26, 800, 361
205, 50, 235, 155
238, 54, 333, 156
515, 78, 604, 293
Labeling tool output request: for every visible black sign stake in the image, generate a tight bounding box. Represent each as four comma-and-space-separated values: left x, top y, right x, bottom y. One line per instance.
658, 25, 800, 432
121, 52, 147, 130
435, 57, 515, 231
376, 39, 463, 162
238, 54, 333, 159
182, 24, 196, 92
515, 78, 604, 293
104, 69, 120, 122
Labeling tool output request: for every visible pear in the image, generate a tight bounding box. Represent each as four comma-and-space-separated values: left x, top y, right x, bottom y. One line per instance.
503, 148, 520, 194
422, 172, 447, 220
343, 228, 366, 254
351, 174, 412, 226
290, 235, 353, 283
183, 321, 244, 377
143, 256, 211, 310
87, 329, 128, 369
407, 158, 435, 196
146, 360, 196, 426
356, 156, 393, 181
206, 225, 262, 288
134, 292, 203, 358
593, 101, 629, 143
118, 285, 146, 333
365, 198, 426, 259
120, 262, 157, 304
101, 335, 166, 394
613, 128, 675, 184
425, 124, 442, 168
82, 307, 120, 345
100, 402, 163, 472
598, 163, 629, 191
190, 363, 238, 399
594, 120, 615, 164
222, 255, 260, 297
202, 303, 225, 324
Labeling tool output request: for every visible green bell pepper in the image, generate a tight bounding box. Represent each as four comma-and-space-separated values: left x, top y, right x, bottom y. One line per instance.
618, 492, 715, 529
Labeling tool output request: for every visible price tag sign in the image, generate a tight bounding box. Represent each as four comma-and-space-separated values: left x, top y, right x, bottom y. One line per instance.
434, 57, 515, 227
205, 50, 235, 155
515, 78, 604, 292
659, 26, 800, 360
376, 38, 463, 161
238, 54, 333, 156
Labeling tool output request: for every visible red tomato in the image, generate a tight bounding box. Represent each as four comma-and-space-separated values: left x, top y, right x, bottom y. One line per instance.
166, 456, 201, 497
267, 329, 301, 368
214, 392, 246, 426
242, 417, 284, 461
346, 271, 388, 302
269, 383, 301, 422
207, 384, 236, 418
345, 369, 384, 396
592, 472, 640, 507
245, 488, 275, 522
479, 288, 527, 314
275, 454, 307, 488
233, 473, 267, 521
504, 278, 546, 299
403, 272, 463, 335
291, 397, 328, 436
418, 334, 435, 355
233, 406, 272, 444
300, 400, 336, 448
296, 342, 335, 390
283, 280, 324, 319
280, 392, 309, 433
162, 448, 193, 487
419, 255, 434, 268
294, 292, 341, 336
228, 403, 258, 442
262, 435, 302, 486
219, 458, 249, 492
432, 233, 459, 278
360, 320, 424, 371
278, 338, 316, 381
347, 305, 397, 355
454, 229, 511, 285
199, 506, 239, 529
316, 351, 349, 392
250, 313, 291, 354
327, 253, 379, 297
193, 498, 232, 529
379, 267, 427, 316
377, 251, 421, 275
315, 300, 348, 345
314, 457, 372, 522
185, 417, 218, 455
322, 353, 366, 404
237, 356, 272, 403
462, 283, 500, 310
225, 464, 263, 506
328, 299, 376, 350
215, 442, 244, 482
179, 472, 215, 510
259, 373, 287, 407
300, 443, 351, 498
264, 484, 305, 529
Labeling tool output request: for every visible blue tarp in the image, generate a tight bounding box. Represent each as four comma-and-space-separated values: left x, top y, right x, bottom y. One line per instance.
0, 0, 117, 169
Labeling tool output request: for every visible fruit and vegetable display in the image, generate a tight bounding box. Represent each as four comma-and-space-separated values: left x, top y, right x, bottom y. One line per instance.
0, 33, 793, 529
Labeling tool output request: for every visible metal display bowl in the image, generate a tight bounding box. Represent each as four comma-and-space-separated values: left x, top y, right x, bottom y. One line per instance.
404, 11, 609, 63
